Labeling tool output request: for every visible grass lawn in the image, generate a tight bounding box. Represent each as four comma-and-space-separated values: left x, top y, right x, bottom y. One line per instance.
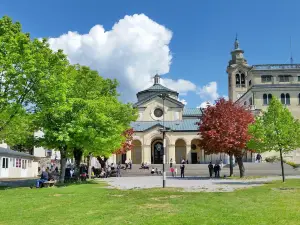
0, 179, 300, 225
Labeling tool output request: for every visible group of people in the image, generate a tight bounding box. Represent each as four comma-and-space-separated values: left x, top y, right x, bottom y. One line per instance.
170, 158, 186, 178
125, 159, 132, 170
35, 168, 54, 188
208, 161, 223, 178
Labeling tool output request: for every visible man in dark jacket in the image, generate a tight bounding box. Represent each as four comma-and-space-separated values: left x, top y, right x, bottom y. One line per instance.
208, 162, 214, 178
180, 164, 185, 178
36, 168, 49, 188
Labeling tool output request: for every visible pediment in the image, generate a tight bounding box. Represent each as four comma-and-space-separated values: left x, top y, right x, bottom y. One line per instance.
134, 94, 184, 108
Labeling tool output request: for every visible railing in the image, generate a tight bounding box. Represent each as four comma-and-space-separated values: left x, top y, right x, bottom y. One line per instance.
253, 64, 300, 70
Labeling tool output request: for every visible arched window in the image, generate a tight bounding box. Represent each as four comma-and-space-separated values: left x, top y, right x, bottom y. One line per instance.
236, 74, 240, 87
281, 93, 286, 104
244, 101, 247, 106
249, 97, 253, 105
286, 93, 290, 105
263, 94, 268, 105
268, 94, 272, 102
241, 74, 245, 87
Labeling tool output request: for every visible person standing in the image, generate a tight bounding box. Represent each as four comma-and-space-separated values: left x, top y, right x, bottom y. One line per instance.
256, 154, 262, 163
216, 164, 221, 178
214, 164, 218, 178
208, 162, 214, 178
170, 158, 173, 168
117, 163, 121, 177
129, 159, 132, 169
170, 167, 175, 177
180, 163, 185, 178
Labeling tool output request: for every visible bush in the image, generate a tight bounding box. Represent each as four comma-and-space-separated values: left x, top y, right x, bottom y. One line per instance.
265, 156, 281, 163
285, 161, 299, 169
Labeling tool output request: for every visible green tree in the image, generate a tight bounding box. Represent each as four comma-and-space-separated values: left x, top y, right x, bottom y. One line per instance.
0, 111, 37, 154
0, 16, 69, 133
38, 65, 137, 182
248, 97, 300, 182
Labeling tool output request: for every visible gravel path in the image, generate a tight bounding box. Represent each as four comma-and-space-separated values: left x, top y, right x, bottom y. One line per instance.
103, 175, 300, 192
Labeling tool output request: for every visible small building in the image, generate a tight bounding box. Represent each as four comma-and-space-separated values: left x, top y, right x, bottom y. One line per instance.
0, 147, 38, 178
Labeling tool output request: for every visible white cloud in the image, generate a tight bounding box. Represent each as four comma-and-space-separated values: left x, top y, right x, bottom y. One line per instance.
197, 82, 219, 102
162, 78, 196, 95
47, 14, 198, 102
179, 98, 187, 105
197, 101, 211, 109
196, 81, 224, 108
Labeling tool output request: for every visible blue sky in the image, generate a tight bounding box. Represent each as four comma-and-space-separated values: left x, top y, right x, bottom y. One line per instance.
1, 0, 300, 107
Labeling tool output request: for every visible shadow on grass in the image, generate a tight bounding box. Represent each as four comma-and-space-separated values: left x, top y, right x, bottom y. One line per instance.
213, 181, 271, 185
167, 176, 214, 180
0, 179, 102, 190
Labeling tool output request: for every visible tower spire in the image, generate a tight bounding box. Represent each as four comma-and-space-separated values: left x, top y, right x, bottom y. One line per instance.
234, 33, 239, 49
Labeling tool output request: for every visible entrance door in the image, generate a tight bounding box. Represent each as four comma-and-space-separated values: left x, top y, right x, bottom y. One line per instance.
1, 157, 9, 178
152, 142, 164, 164
121, 154, 126, 164
191, 152, 198, 164
21, 159, 28, 177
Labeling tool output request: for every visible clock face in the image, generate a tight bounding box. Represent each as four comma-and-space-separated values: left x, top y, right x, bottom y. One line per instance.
236, 53, 243, 58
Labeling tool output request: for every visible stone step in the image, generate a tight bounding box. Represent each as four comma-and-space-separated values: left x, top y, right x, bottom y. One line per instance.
128, 162, 295, 171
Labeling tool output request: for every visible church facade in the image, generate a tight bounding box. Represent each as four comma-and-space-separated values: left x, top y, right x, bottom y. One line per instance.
109, 74, 253, 165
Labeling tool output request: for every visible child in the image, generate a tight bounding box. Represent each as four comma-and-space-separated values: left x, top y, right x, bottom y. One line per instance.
174, 167, 177, 177
170, 167, 175, 177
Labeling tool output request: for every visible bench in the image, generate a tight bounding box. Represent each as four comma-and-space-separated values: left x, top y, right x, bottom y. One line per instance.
42, 180, 56, 188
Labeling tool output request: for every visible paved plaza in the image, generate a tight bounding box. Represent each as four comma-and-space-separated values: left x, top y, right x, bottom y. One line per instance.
103, 175, 300, 192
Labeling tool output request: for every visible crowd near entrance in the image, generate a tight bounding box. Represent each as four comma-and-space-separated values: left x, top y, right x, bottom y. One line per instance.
115, 138, 255, 165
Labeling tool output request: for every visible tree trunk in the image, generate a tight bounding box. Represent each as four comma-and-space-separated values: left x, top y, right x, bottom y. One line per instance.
59, 146, 67, 183
88, 153, 92, 179
73, 148, 83, 179
236, 156, 245, 178
279, 148, 285, 182
229, 153, 233, 177
97, 156, 108, 169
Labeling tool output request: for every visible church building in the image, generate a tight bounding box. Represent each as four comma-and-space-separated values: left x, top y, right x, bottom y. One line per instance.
110, 75, 237, 165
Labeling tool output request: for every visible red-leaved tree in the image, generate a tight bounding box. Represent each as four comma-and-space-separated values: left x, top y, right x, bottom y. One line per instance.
114, 128, 134, 155
198, 98, 254, 177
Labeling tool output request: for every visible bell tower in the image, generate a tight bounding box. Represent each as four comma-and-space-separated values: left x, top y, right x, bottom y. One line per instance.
227, 35, 250, 102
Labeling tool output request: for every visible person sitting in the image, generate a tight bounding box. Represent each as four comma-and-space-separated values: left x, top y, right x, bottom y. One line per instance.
100, 168, 106, 178
140, 162, 144, 169
155, 168, 162, 175
36, 168, 49, 188
151, 168, 155, 174
144, 162, 149, 170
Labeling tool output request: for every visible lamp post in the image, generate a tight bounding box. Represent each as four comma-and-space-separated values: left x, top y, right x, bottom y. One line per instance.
158, 93, 169, 188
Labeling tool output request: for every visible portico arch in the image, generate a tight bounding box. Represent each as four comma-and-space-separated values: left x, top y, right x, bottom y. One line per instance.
132, 140, 142, 164
191, 139, 202, 164
151, 139, 164, 164
175, 139, 186, 164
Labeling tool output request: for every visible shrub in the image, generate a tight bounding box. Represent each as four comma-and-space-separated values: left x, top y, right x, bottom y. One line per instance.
285, 161, 299, 169
265, 156, 281, 163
